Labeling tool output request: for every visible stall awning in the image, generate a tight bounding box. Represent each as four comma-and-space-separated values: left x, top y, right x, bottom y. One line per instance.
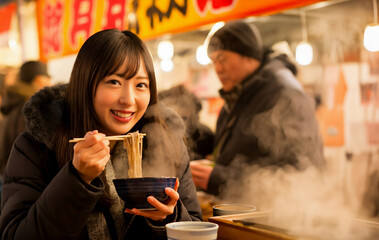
36, 0, 324, 61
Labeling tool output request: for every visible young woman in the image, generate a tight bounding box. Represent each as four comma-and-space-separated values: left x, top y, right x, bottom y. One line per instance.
0, 29, 202, 239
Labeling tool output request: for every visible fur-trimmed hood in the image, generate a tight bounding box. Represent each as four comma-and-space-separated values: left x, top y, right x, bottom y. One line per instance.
23, 84, 186, 151
23, 84, 66, 149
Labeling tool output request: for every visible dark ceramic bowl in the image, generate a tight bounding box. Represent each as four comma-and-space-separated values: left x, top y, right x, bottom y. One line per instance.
113, 177, 176, 209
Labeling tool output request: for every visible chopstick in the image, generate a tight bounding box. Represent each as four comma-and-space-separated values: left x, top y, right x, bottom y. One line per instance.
69, 133, 146, 143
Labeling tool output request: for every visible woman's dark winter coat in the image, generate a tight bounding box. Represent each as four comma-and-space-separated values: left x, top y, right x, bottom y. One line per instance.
0, 85, 202, 239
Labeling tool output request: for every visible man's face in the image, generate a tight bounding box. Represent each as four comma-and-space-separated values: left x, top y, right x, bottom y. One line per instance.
209, 50, 256, 92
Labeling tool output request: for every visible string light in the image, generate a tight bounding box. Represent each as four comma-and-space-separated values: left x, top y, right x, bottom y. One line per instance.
363, 0, 379, 52
296, 42, 313, 65
296, 11, 313, 65
160, 59, 173, 72
157, 40, 174, 72
196, 45, 211, 65
157, 40, 174, 60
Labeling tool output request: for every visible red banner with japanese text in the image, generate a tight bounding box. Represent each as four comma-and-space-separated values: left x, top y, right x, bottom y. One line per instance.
0, 3, 16, 47
36, 0, 323, 61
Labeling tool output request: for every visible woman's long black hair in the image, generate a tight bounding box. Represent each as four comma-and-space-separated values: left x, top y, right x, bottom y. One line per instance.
55, 29, 159, 167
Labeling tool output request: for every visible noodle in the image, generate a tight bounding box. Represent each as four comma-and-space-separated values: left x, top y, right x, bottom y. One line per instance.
124, 131, 144, 178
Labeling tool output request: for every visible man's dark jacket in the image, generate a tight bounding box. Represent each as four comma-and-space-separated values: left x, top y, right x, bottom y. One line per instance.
207, 54, 325, 196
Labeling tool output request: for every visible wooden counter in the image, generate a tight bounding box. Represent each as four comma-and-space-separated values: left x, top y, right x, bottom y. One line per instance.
209, 212, 296, 240
209, 212, 379, 240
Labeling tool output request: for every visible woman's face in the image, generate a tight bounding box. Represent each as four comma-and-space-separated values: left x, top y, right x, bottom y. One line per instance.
94, 57, 150, 136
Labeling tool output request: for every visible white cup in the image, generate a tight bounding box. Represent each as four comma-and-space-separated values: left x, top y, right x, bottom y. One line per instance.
166, 221, 218, 240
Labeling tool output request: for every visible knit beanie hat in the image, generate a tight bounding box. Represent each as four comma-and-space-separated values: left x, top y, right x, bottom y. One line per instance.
207, 20, 263, 61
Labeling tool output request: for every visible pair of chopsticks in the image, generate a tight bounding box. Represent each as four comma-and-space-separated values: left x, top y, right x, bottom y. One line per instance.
69, 133, 146, 143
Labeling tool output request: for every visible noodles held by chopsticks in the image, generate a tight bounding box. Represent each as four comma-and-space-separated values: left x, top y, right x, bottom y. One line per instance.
124, 131, 144, 178
69, 132, 145, 178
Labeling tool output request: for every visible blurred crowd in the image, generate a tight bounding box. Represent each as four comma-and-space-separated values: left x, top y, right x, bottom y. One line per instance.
0, 61, 51, 211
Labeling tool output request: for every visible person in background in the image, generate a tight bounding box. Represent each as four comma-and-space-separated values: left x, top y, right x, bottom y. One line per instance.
158, 85, 214, 160
0, 29, 201, 239
0, 66, 21, 120
0, 62, 51, 213
190, 20, 325, 197
0, 61, 51, 175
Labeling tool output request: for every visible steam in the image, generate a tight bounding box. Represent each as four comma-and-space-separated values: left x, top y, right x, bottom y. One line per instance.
140, 103, 186, 178
212, 91, 378, 238
215, 140, 378, 238
219, 162, 378, 239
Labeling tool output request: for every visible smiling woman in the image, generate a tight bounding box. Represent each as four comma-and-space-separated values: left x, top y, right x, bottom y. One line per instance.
94, 56, 150, 136
0, 29, 202, 240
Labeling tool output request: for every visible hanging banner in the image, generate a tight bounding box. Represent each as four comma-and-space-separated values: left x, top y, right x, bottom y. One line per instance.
36, 0, 323, 61
0, 2, 16, 47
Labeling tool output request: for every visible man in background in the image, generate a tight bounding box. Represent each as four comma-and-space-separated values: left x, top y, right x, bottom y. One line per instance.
0, 61, 51, 176
190, 20, 324, 198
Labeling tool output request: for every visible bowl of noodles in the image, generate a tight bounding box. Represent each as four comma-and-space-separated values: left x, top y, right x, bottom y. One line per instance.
113, 177, 176, 209
110, 131, 176, 209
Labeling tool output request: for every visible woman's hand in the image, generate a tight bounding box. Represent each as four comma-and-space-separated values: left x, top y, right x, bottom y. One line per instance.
72, 130, 110, 184
124, 178, 180, 221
